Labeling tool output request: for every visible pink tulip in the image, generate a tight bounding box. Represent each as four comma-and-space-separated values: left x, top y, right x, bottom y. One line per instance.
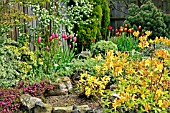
58, 41, 61, 45
52, 33, 55, 39
56, 33, 58, 38
73, 37, 77, 42
46, 46, 49, 50
70, 35, 73, 39
108, 25, 112, 31
69, 44, 71, 48
62, 34, 67, 39
37, 37, 41, 43
64, 36, 68, 40
49, 36, 53, 41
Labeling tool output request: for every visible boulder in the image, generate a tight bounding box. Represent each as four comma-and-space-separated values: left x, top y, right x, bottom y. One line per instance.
20, 94, 52, 113
45, 77, 73, 96
34, 103, 52, 113
53, 105, 91, 113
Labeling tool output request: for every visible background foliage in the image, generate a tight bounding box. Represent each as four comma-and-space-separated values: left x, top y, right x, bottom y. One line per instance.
124, 1, 170, 39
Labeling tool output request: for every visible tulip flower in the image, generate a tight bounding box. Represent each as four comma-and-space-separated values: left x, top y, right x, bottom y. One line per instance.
46, 46, 49, 50
119, 28, 123, 32
62, 34, 67, 39
64, 36, 68, 40
83, 41, 87, 45
49, 36, 53, 41
138, 26, 142, 31
51, 33, 55, 39
58, 41, 61, 45
128, 29, 132, 33
56, 33, 58, 38
73, 37, 77, 42
91, 38, 95, 43
70, 35, 73, 39
141, 33, 145, 36
99, 33, 102, 36
108, 25, 112, 31
69, 44, 72, 48
37, 37, 41, 43
124, 28, 127, 32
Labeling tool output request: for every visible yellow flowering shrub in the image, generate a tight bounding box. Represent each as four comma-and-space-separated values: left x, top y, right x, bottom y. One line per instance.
100, 35, 170, 112
78, 56, 111, 98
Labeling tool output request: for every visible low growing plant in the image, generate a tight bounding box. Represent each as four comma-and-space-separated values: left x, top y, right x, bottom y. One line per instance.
0, 38, 35, 87
91, 40, 118, 56
0, 80, 54, 113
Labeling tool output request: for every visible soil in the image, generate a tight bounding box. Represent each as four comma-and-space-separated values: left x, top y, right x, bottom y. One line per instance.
46, 94, 102, 109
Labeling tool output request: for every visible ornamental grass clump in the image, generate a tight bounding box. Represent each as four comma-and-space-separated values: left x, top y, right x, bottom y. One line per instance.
100, 36, 170, 112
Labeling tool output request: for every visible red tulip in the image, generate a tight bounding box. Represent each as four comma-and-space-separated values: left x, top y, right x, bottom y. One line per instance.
83, 41, 87, 45
128, 29, 132, 33
64, 36, 68, 40
49, 36, 53, 41
108, 26, 112, 31
141, 33, 145, 36
91, 38, 95, 43
62, 34, 67, 39
37, 37, 41, 43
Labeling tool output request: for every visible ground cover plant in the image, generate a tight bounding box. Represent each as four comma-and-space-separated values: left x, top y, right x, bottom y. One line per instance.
0, 80, 54, 113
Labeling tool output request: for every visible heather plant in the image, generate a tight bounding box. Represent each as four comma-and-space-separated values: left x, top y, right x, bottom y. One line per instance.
0, 80, 54, 113
0, 87, 21, 113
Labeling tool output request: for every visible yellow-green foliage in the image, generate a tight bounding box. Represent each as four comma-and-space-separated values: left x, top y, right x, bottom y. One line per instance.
78, 69, 110, 98
0, 38, 36, 87
9, 42, 36, 74
99, 35, 170, 112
